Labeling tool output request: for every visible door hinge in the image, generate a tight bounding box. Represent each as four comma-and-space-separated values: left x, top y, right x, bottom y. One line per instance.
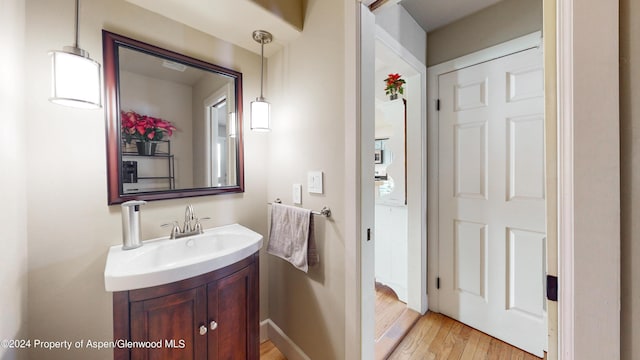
436, 277, 440, 289
546, 275, 558, 302
366, 228, 371, 241
436, 99, 441, 111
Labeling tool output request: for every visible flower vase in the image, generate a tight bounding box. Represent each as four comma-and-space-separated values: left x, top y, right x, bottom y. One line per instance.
389, 93, 398, 100
136, 141, 157, 156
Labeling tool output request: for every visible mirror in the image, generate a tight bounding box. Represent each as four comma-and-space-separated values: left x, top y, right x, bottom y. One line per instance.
374, 99, 407, 205
103, 31, 244, 204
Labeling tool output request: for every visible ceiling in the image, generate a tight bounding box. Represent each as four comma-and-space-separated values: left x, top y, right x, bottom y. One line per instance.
125, 0, 301, 57
400, 0, 502, 32
125, 0, 504, 57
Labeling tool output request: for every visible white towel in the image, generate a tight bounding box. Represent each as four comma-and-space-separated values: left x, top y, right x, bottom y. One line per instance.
267, 203, 319, 273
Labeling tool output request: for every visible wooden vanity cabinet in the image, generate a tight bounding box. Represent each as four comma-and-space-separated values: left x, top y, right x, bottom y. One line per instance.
113, 254, 259, 360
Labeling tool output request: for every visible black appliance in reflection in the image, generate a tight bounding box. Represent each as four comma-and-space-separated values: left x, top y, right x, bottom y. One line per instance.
122, 161, 138, 183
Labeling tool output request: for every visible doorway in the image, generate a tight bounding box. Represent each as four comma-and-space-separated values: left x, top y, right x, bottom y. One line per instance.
207, 97, 228, 186
370, 21, 428, 358
365, 3, 547, 358
352, 1, 620, 359
373, 35, 424, 358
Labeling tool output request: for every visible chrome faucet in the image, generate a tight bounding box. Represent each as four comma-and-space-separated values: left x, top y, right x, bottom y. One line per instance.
162, 204, 210, 239
183, 204, 195, 233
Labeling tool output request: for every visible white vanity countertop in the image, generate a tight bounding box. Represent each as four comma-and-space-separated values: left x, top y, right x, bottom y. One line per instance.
104, 223, 263, 292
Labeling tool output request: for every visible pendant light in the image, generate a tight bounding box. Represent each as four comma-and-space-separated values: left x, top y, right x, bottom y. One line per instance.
250, 30, 273, 131
49, 0, 102, 109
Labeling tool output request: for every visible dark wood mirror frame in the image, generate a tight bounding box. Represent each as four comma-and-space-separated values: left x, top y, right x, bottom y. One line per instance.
103, 31, 244, 205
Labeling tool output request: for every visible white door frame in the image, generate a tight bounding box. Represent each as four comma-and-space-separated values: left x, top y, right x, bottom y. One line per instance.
556, 2, 574, 358
556, 1, 620, 359
426, 31, 543, 312
344, 3, 376, 360
346, 3, 427, 359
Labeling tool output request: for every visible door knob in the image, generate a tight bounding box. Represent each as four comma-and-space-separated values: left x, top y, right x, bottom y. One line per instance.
199, 325, 207, 335
210, 320, 218, 331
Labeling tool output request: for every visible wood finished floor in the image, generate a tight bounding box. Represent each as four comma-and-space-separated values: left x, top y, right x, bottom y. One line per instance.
388, 312, 543, 360
375, 283, 411, 339
260, 340, 286, 360
374, 282, 420, 359
260, 285, 543, 360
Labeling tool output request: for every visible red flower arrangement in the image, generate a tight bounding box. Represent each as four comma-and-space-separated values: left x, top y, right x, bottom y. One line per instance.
121, 110, 177, 143
384, 73, 406, 96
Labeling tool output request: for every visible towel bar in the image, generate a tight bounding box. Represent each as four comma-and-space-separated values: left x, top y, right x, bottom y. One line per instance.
267, 198, 332, 218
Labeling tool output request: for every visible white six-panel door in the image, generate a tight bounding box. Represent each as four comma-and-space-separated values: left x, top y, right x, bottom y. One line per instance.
438, 48, 546, 356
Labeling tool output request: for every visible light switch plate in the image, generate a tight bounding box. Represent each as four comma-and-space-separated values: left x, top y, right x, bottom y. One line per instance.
308, 171, 323, 194
293, 184, 302, 204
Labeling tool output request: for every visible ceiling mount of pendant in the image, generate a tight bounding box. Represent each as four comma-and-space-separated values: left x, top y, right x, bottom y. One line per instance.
252, 30, 273, 45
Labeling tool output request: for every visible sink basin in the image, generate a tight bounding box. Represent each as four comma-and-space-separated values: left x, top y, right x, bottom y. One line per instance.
104, 223, 263, 292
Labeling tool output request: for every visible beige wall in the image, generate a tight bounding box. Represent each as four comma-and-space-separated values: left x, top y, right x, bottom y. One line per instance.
542, 0, 558, 357
375, 4, 427, 65
266, 0, 346, 358
0, 0, 28, 359
571, 0, 620, 357
426, 0, 542, 66
620, 0, 639, 358
24, 0, 267, 359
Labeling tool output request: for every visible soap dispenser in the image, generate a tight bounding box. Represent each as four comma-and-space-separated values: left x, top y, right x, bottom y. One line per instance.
121, 200, 147, 250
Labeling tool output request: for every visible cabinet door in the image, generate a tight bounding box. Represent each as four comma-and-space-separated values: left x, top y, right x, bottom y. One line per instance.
207, 263, 258, 360
130, 287, 207, 360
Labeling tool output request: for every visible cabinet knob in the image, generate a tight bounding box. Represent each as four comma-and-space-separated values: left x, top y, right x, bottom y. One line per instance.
199, 325, 207, 335
210, 320, 218, 331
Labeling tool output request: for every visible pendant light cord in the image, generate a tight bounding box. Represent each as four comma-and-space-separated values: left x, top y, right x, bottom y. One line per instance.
73, 0, 80, 49
259, 38, 264, 99
251, 30, 272, 101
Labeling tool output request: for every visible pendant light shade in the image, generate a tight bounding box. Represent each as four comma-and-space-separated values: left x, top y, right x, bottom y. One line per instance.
250, 98, 271, 131
228, 112, 237, 138
49, 0, 102, 109
250, 30, 273, 131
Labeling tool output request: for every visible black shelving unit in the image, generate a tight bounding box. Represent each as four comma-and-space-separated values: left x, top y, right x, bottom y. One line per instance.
122, 140, 175, 192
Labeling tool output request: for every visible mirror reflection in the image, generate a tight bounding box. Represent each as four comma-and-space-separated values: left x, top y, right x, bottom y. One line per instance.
374, 99, 407, 205
103, 31, 244, 204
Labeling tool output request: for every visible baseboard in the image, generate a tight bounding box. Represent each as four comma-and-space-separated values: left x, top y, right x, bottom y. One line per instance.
260, 319, 310, 360
260, 320, 269, 343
